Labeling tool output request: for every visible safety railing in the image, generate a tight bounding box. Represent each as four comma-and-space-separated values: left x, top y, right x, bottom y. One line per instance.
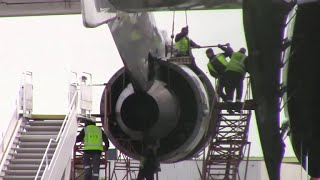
0, 108, 22, 175
35, 89, 79, 180
21, 71, 33, 117
240, 76, 252, 113
235, 75, 252, 180
0, 71, 33, 174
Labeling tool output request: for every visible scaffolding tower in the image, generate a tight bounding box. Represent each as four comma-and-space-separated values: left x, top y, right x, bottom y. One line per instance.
202, 78, 254, 180
110, 150, 140, 180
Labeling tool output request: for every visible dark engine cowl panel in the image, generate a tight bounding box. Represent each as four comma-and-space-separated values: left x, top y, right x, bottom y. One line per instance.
100, 60, 218, 163
285, 3, 320, 178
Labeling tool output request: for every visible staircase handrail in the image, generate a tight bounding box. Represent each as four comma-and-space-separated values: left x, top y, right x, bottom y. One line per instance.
0, 71, 33, 173
35, 90, 78, 179
0, 107, 21, 173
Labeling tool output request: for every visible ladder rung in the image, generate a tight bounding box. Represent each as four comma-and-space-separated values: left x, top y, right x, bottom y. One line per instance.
215, 100, 255, 110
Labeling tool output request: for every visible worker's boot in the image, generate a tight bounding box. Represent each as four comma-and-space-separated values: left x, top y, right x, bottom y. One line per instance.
228, 109, 235, 114
220, 93, 227, 102
226, 101, 235, 114
235, 100, 242, 113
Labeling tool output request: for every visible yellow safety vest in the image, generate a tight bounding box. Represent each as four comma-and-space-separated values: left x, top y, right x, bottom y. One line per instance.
207, 53, 228, 74
84, 125, 103, 151
216, 54, 228, 66
225, 52, 246, 75
175, 37, 189, 56
207, 62, 217, 73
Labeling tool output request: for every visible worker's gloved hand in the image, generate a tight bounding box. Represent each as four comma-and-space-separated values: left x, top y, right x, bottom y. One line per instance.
226, 43, 230, 47
218, 44, 223, 48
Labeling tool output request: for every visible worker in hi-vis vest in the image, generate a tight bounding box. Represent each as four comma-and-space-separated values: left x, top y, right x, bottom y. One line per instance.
76, 117, 109, 180
206, 44, 233, 102
224, 47, 247, 113
175, 26, 201, 58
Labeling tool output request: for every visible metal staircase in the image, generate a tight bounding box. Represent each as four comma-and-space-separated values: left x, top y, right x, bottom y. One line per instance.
202, 78, 254, 180
1, 115, 64, 179
0, 71, 91, 180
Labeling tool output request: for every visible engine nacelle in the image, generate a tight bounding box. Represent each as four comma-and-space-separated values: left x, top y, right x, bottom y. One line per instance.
100, 60, 218, 162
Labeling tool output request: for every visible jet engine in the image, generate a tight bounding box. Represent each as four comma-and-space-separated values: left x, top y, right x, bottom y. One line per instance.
100, 61, 218, 162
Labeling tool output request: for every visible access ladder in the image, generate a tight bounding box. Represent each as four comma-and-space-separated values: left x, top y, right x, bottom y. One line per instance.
110, 146, 140, 180
203, 77, 254, 180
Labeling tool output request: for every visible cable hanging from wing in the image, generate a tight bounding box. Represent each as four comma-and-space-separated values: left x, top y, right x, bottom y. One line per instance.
185, 10, 188, 27
170, 11, 176, 57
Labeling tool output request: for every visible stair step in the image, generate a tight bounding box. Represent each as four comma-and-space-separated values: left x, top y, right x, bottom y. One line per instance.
28, 120, 63, 126
214, 140, 245, 144
216, 131, 245, 134
207, 162, 239, 166
219, 113, 250, 116
16, 142, 57, 148
215, 100, 255, 110
24, 126, 61, 131
215, 137, 245, 140
9, 153, 53, 159
21, 131, 59, 135
12, 147, 55, 153
209, 158, 241, 163
31, 114, 65, 120
219, 125, 246, 127
7, 164, 45, 170
3, 169, 43, 175
9, 159, 50, 164
19, 135, 56, 142
210, 147, 242, 151
1, 175, 40, 179
219, 119, 248, 122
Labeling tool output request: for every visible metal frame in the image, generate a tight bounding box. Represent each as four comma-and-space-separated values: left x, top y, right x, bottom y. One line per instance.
202, 76, 253, 180
203, 113, 252, 180
110, 151, 140, 180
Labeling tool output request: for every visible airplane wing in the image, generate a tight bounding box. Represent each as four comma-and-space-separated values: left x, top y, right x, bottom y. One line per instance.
0, 0, 243, 17
0, 0, 80, 17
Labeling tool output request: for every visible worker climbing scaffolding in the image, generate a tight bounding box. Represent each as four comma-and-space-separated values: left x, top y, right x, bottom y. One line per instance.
223, 47, 248, 113
205, 43, 233, 102
204, 43, 248, 114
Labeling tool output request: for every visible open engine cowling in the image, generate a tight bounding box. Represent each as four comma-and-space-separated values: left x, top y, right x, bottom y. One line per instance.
100, 60, 218, 163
